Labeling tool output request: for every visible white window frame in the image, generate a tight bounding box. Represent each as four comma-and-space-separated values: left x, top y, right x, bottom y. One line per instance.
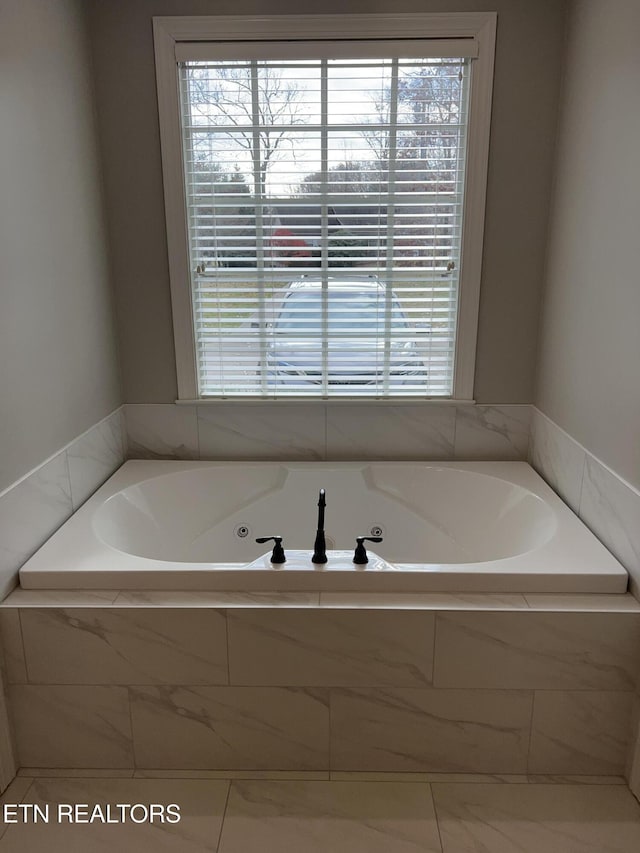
153, 13, 496, 402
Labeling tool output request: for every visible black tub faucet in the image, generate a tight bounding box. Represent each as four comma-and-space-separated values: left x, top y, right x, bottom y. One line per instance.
353, 535, 383, 565
256, 536, 286, 564
311, 489, 327, 564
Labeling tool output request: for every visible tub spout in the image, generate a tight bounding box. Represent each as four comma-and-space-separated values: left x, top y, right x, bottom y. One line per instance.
311, 488, 327, 564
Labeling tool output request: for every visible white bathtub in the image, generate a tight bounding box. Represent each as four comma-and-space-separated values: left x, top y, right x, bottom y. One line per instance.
17, 460, 628, 594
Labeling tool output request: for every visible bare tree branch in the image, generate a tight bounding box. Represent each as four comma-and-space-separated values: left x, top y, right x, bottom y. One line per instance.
188, 64, 308, 196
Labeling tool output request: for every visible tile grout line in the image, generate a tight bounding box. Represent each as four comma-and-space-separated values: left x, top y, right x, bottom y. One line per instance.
328, 687, 333, 775
430, 612, 437, 686
126, 686, 138, 775
224, 610, 231, 685
432, 613, 440, 687
17, 611, 32, 685
525, 689, 537, 775
429, 781, 446, 853
215, 778, 232, 853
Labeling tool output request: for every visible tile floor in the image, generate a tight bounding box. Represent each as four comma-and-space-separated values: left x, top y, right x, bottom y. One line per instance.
0, 772, 639, 851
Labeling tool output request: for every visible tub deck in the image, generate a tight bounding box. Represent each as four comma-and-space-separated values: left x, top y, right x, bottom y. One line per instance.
17, 460, 629, 594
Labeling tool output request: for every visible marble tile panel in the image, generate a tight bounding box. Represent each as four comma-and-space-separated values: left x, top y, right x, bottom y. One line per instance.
9, 685, 133, 768
527, 774, 627, 785
197, 404, 325, 460
432, 782, 640, 852
0, 778, 33, 840
218, 780, 442, 853
0, 777, 229, 852
433, 612, 640, 690
0, 611, 26, 683
125, 403, 200, 460
134, 769, 329, 780
524, 593, 640, 612
319, 592, 528, 610
529, 691, 634, 775
330, 772, 530, 783
579, 456, 640, 594
326, 405, 455, 460
17, 768, 134, 778
1, 589, 118, 607
67, 411, 125, 510
114, 590, 320, 607
19, 608, 228, 685
330, 688, 533, 773
529, 409, 586, 512
130, 685, 329, 770
454, 404, 531, 460
228, 610, 434, 686
0, 453, 72, 599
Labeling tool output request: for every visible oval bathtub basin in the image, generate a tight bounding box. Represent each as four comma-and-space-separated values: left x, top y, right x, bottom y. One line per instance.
93, 465, 556, 564
18, 461, 628, 593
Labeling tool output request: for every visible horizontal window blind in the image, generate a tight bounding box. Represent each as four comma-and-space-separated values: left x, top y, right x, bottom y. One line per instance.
178, 43, 471, 397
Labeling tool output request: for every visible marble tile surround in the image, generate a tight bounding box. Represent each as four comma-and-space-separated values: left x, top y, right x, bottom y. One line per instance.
0, 407, 125, 600
528, 408, 640, 799
529, 408, 640, 596
0, 408, 126, 790
1, 402, 639, 788
124, 402, 531, 462
2, 605, 639, 776
4, 404, 627, 612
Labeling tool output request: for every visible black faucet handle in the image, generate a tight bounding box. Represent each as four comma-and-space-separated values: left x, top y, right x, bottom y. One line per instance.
353, 535, 384, 565
256, 536, 286, 564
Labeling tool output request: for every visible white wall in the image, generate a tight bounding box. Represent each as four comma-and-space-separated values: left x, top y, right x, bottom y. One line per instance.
532, 1, 640, 795
0, 0, 122, 493
535, 0, 640, 491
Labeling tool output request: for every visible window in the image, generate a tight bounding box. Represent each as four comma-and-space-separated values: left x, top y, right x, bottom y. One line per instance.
154, 14, 496, 400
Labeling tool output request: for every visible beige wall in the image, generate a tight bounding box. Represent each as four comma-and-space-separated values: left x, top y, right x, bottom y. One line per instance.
87, 0, 567, 404
0, 0, 122, 492
536, 0, 640, 489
